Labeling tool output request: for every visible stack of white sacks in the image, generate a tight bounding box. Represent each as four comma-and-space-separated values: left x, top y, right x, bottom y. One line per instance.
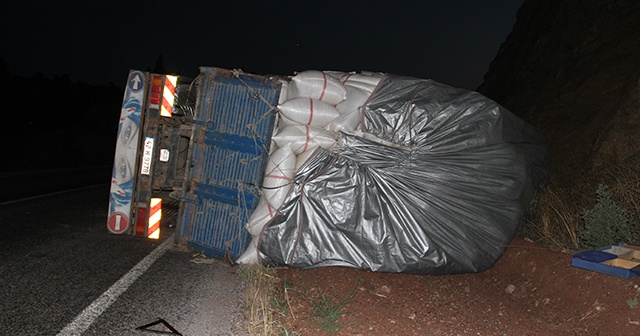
237, 70, 383, 264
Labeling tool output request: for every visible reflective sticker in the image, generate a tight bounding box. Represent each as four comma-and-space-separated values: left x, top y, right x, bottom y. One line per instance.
160, 75, 178, 117
148, 198, 162, 239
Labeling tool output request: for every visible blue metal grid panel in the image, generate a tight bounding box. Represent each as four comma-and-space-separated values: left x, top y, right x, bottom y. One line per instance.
194, 143, 267, 192
180, 68, 280, 260
184, 196, 258, 259
197, 69, 278, 138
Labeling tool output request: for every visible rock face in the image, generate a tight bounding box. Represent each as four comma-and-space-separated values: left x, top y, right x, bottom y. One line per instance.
478, 0, 640, 180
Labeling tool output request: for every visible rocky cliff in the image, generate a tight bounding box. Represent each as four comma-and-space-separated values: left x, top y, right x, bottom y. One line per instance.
478, 0, 640, 183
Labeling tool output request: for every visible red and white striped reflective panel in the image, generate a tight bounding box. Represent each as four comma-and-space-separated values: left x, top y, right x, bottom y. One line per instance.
147, 198, 162, 239
160, 75, 177, 117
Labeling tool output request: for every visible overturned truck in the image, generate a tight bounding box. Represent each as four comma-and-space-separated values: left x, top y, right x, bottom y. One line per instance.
108, 67, 547, 275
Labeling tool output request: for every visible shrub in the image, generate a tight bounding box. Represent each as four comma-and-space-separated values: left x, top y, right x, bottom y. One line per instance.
578, 184, 639, 249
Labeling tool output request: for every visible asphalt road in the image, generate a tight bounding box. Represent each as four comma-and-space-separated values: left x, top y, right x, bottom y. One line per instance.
0, 185, 246, 336
0, 166, 112, 203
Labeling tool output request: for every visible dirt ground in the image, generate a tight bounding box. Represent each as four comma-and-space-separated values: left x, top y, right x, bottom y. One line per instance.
275, 236, 640, 335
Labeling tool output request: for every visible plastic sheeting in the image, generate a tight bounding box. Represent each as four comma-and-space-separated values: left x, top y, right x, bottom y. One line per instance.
258, 75, 547, 274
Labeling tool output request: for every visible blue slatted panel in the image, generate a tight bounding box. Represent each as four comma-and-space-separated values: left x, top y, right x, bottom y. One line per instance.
179, 68, 279, 260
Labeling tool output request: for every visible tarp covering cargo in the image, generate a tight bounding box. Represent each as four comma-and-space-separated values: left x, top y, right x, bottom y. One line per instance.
258, 75, 547, 274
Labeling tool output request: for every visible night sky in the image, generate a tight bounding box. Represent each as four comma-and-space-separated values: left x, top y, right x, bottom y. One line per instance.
1, 1, 524, 91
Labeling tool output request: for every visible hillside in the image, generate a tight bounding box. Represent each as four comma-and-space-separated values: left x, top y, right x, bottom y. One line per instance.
478, 0, 640, 181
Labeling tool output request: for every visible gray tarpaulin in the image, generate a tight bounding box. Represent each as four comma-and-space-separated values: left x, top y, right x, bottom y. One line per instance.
258, 75, 547, 274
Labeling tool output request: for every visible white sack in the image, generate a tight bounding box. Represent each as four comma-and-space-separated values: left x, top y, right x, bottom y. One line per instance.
327, 108, 362, 134
336, 86, 370, 115
295, 148, 318, 171
341, 73, 383, 94
246, 197, 276, 236
277, 114, 298, 130
324, 70, 348, 80
262, 146, 296, 207
278, 79, 289, 104
272, 125, 337, 155
278, 97, 340, 128
268, 140, 277, 155
341, 73, 384, 86
236, 237, 259, 264
288, 70, 347, 105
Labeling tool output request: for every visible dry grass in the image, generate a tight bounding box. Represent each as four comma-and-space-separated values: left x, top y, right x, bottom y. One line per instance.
238, 263, 289, 336
521, 186, 582, 251
522, 156, 640, 251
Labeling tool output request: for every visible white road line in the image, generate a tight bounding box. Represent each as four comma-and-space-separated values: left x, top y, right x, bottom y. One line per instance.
57, 235, 175, 336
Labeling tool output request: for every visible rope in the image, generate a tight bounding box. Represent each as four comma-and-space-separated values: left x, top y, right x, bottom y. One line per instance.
184, 74, 201, 118
212, 70, 286, 258
231, 68, 283, 163
224, 179, 250, 253
232, 69, 279, 110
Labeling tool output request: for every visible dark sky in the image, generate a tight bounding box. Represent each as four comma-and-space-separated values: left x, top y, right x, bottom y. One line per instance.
1, 1, 524, 90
